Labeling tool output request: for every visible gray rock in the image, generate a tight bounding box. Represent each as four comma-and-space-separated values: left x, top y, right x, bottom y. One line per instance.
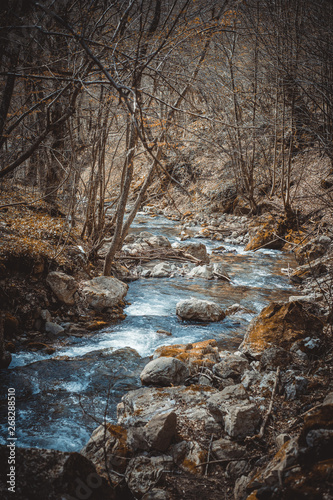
142, 489, 170, 500
284, 374, 308, 400
211, 438, 247, 461
218, 384, 248, 400
41, 309, 52, 322
207, 385, 248, 422
139, 231, 154, 238
260, 346, 292, 371
213, 354, 250, 380
212, 262, 231, 281
46, 271, 78, 305
275, 433, 291, 448
176, 298, 225, 322
187, 264, 214, 279
234, 475, 251, 500
81, 423, 132, 475
125, 455, 174, 496
224, 403, 261, 438
140, 357, 189, 386
241, 369, 262, 389
147, 235, 171, 248
179, 242, 210, 263
258, 371, 279, 397
225, 304, 253, 316
144, 411, 177, 452
82, 276, 128, 311
318, 235, 331, 245
180, 406, 222, 434
117, 386, 222, 436
323, 391, 333, 406
124, 234, 136, 243
226, 460, 251, 480
45, 322, 65, 336
126, 426, 148, 452
305, 429, 333, 449
151, 262, 173, 278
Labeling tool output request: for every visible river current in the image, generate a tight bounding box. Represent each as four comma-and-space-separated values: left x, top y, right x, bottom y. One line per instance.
0, 213, 296, 451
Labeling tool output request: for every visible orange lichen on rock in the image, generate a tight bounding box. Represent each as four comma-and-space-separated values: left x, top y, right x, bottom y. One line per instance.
246, 492, 259, 500
182, 450, 207, 475
86, 320, 109, 331
245, 216, 284, 251
105, 424, 131, 473
240, 301, 324, 356
154, 339, 219, 372
245, 213, 299, 252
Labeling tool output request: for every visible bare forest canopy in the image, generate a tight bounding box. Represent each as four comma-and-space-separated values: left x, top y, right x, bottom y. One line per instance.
1, 0, 333, 274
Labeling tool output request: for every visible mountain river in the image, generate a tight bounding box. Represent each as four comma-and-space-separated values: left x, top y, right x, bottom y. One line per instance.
0, 212, 297, 451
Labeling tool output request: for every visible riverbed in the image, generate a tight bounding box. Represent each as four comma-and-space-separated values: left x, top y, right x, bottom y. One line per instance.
0, 213, 296, 451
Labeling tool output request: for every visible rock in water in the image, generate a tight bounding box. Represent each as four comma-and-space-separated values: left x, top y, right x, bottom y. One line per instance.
176, 298, 225, 322
187, 265, 214, 279
178, 242, 210, 263
151, 262, 172, 278
82, 276, 128, 311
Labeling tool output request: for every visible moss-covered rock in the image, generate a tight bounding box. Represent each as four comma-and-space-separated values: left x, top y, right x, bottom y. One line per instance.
239, 301, 324, 357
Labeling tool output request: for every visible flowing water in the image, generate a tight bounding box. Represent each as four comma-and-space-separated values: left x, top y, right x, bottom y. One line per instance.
0, 213, 296, 451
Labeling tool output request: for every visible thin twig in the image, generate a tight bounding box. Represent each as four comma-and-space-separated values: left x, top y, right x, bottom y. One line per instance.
205, 434, 214, 476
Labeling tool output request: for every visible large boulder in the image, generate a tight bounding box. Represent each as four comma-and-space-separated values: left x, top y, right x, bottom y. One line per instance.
117, 385, 221, 436
171, 440, 207, 475
176, 298, 225, 322
239, 301, 324, 358
140, 357, 189, 386
46, 271, 78, 305
81, 276, 128, 311
151, 262, 172, 278
207, 384, 249, 423
187, 265, 213, 279
178, 242, 210, 263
